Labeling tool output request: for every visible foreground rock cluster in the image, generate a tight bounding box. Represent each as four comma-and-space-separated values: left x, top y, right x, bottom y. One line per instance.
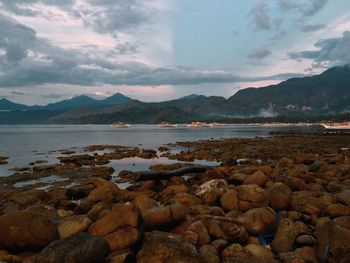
1, 133, 350, 262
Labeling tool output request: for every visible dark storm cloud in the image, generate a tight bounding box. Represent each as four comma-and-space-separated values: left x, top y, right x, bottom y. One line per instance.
0, 0, 156, 35
300, 24, 326, 32
247, 47, 272, 59
289, 31, 350, 68
248, 1, 271, 31
278, 0, 328, 17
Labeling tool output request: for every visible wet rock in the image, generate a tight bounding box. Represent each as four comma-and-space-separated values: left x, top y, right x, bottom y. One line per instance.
269, 182, 292, 210
34, 233, 110, 263
285, 177, 308, 191
9, 190, 51, 208
243, 170, 268, 186
0, 211, 59, 249
244, 244, 275, 261
271, 218, 298, 254
107, 249, 135, 263
291, 191, 332, 216
143, 204, 187, 228
195, 179, 229, 205
334, 216, 350, 229
220, 189, 239, 211
89, 202, 140, 251
136, 231, 200, 263
327, 203, 350, 217
65, 184, 94, 200
185, 220, 210, 247
236, 184, 270, 212
199, 245, 220, 263
85, 178, 120, 202
57, 215, 93, 239
25, 205, 58, 218
132, 196, 159, 217
336, 190, 350, 206
188, 205, 225, 217
57, 209, 74, 217
237, 207, 277, 235
315, 218, 350, 262
295, 247, 318, 263
159, 185, 189, 202
295, 235, 315, 246
168, 193, 202, 207
197, 215, 248, 242
221, 244, 258, 263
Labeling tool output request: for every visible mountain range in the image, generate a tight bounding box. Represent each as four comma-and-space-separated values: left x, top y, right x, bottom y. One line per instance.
1, 65, 350, 124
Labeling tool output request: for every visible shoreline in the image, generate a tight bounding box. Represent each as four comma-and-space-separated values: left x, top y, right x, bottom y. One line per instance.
1, 132, 350, 261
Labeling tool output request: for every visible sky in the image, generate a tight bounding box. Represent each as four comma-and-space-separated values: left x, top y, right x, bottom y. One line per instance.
0, 0, 350, 105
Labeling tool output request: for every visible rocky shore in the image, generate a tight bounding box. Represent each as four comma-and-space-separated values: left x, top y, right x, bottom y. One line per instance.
1, 133, 350, 262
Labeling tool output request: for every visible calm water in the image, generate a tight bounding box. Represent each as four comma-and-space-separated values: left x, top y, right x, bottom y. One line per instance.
0, 124, 322, 176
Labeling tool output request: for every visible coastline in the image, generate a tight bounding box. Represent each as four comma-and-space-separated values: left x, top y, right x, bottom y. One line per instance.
1, 132, 350, 261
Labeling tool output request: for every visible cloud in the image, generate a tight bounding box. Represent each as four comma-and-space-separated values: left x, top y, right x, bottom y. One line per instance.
248, 1, 271, 31
0, 0, 164, 35
247, 47, 272, 59
278, 0, 328, 17
289, 31, 350, 68
300, 23, 326, 32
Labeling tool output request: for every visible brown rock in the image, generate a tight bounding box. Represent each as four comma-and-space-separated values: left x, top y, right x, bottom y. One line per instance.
271, 218, 298, 254
57, 215, 93, 239
9, 190, 51, 208
89, 202, 140, 251
221, 244, 259, 263
315, 218, 350, 262
0, 211, 59, 249
237, 207, 277, 235
269, 182, 292, 210
169, 193, 202, 207
243, 170, 268, 186
220, 189, 239, 211
199, 245, 220, 263
236, 184, 270, 212
195, 179, 229, 205
185, 220, 210, 247
136, 231, 200, 263
132, 196, 159, 217
143, 204, 187, 228
188, 205, 225, 217
25, 205, 58, 218
245, 244, 275, 261
197, 215, 248, 242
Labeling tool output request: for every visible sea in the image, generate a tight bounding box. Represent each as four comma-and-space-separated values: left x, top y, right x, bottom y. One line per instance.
0, 124, 322, 177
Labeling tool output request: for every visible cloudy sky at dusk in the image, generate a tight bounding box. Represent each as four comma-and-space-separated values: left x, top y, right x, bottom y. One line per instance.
0, 0, 350, 105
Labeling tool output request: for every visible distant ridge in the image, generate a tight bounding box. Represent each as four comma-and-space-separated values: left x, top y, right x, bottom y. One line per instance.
0, 98, 28, 111
1, 64, 350, 123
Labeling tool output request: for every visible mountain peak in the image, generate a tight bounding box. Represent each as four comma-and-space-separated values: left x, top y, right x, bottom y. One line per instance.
179, 94, 204, 100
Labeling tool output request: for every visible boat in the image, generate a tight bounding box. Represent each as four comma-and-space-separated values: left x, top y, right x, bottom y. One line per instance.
111, 122, 132, 128
158, 122, 178, 128
321, 121, 350, 130
187, 122, 211, 127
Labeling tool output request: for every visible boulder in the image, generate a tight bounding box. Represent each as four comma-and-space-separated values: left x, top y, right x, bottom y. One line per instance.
244, 244, 275, 261
195, 179, 229, 205
271, 218, 298, 254
0, 211, 58, 249
25, 205, 58, 218
57, 215, 93, 239
143, 204, 187, 228
269, 182, 292, 210
185, 220, 210, 247
237, 207, 277, 235
315, 218, 350, 262
220, 190, 239, 211
199, 245, 220, 263
243, 170, 268, 186
136, 231, 200, 263
197, 215, 248, 242
89, 202, 140, 251
336, 190, 350, 206
221, 244, 258, 263
236, 184, 270, 212
34, 233, 110, 263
